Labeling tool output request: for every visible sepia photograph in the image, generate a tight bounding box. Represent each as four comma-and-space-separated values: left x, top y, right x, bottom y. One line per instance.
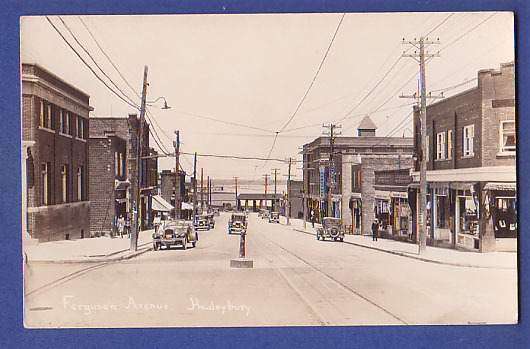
19, 11, 517, 329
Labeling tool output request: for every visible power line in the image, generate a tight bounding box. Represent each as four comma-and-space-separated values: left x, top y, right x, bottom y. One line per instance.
77, 16, 142, 100
439, 12, 497, 52
57, 16, 140, 110
424, 13, 455, 37
174, 109, 275, 134
277, 13, 346, 134
46, 16, 139, 110
179, 151, 299, 163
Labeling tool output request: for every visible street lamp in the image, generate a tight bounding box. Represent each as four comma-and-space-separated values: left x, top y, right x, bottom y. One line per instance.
147, 96, 171, 110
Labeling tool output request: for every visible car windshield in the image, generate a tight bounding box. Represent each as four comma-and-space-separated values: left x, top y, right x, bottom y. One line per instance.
232, 214, 245, 221
323, 218, 341, 226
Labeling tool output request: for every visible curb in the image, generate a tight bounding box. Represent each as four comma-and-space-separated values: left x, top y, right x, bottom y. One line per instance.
26, 244, 153, 264
292, 228, 515, 270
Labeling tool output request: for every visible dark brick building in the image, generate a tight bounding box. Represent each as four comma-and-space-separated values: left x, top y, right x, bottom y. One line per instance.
22, 63, 91, 242
160, 169, 187, 217
88, 132, 127, 236
411, 61, 516, 252
302, 115, 414, 234
89, 115, 158, 232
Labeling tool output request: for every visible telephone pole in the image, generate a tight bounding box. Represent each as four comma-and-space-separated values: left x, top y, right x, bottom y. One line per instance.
286, 159, 292, 225
200, 168, 204, 213
323, 123, 341, 218
271, 168, 280, 211
174, 130, 180, 219
192, 152, 197, 225
131, 65, 148, 252
207, 176, 210, 211
233, 177, 239, 211
262, 174, 269, 210
402, 36, 441, 255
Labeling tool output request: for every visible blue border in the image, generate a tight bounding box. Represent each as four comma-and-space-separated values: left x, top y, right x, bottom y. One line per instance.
1, 1, 528, 348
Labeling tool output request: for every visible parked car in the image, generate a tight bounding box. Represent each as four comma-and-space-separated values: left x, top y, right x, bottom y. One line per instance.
207, 213, 215, 229
228, 212, 247, 234
213, 208, 220, 216
269, 211, 280, 223
194, 214, 210, 231
153, 220, 198, 250
262, 210, 270, 219
316, 217, 344, 242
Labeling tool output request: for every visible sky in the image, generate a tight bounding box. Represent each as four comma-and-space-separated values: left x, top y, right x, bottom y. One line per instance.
20, 12, 514, 181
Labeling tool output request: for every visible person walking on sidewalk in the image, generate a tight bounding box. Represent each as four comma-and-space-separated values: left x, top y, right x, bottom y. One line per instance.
371, 218, 379, 241
117, 215, 125, 238
311, 210, 315, 228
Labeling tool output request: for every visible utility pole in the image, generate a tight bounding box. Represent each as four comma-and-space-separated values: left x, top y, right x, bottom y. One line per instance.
200, 168, 204, 213
287, 159, 292, 225
233, 177, 239, 211
402, 36, 441, 255
271, 168, 280, 211
174, 130, 180, 220
207, 176, 210, 211
262, 174, 269, 210
131, 65, 148, 252
193, 152, 197, 226
323, 123, 341, 218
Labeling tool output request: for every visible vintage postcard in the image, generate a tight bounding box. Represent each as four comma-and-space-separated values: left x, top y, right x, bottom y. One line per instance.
21, 12, 516, 328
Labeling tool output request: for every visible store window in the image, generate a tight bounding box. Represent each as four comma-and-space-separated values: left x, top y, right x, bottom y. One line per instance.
500, 120, 516, 153
463, 125, 474, 157
437, 132, 446, 160
459, 196, 478, 236
493, 195, 516, 238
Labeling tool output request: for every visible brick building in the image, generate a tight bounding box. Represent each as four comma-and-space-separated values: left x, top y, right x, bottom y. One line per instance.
22, 63, 91, 242
89, 115, 158, 232
410, 61, 516, 252
160, 169, 187, 217
88, 131, 128, 236
286, 180, 304, 219
302, 115, 414, 234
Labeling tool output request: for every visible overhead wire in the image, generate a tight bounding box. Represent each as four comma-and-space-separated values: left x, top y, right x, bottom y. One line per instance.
46, 16, 139, 110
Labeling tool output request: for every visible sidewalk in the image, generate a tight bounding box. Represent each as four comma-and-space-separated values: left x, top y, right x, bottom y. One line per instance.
280, 216, 517, 270
24, 229, 154, 264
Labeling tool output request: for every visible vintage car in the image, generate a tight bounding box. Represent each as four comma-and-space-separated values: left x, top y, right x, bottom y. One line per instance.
316, 217, 344, 242
261, 210, 270, 219
207, 213, 215, 229
194, 214, 210, 231
213, 208, 220, 216
228, 212, 247, 234
269, 211, 280, 223
153, 220, 198, 250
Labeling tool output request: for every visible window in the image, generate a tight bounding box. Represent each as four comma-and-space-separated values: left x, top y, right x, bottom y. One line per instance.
437, 132, 446, 160
447, 130, 453, 159
351, 166, 361, 190
41, 162, 50, 205
60, 110, 70, 134
40, 100, 52, 129
77, 166, 84, 201
500, 120, 516, 153
61, 165, 68, 203
463, 125, 474, 157
115, 152, 119, 176
120, 153, 124, 176
76, 116, 84, 139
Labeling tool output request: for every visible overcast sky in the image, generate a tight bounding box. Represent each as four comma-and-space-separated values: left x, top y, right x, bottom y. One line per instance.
20, 12, 514, 180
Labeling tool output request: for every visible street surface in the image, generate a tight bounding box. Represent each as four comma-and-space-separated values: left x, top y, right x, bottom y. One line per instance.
24, 212, 517, 327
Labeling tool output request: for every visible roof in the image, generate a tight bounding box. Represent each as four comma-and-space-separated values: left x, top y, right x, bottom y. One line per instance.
152, 195, 174, 212
237, 193, 282, 200
357, 115, 377, 130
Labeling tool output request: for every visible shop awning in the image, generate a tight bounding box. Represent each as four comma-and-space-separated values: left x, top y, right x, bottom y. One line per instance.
484, 182, 516, 191
375, 190, 390, 200
181, 202, 193, 210
152, 195, 174, 212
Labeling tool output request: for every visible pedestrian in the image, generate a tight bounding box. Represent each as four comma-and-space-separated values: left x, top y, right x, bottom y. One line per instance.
311, 209, 315, 228
117, 215, 125, 238
154, 214, 161, 234
371, 218, 379, 241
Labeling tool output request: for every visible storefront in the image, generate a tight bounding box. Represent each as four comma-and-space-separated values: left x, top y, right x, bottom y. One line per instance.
485, 182, 517, 251
349, 193, 362, 234
391, 191, 410, 238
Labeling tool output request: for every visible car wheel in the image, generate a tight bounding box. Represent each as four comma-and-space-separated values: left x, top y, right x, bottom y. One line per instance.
316, 234, 320, 240
182, 237, 187, 250
192, 241, 197, 248
153, 242, 158, 251
321, 236, 325, 241
340, 237, 344, 242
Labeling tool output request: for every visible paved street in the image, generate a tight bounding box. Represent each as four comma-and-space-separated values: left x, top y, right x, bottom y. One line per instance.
24, 212, 517, 328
